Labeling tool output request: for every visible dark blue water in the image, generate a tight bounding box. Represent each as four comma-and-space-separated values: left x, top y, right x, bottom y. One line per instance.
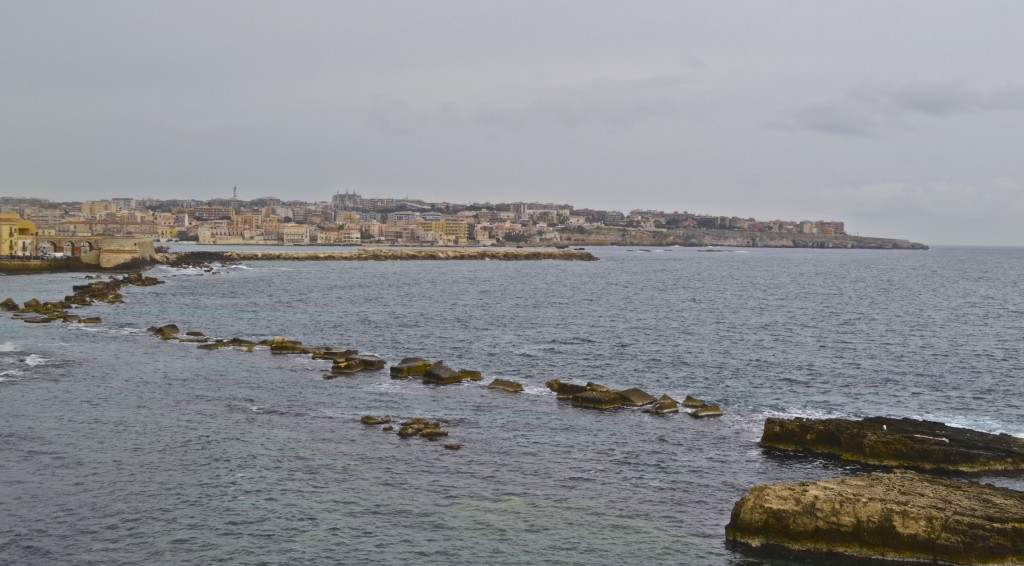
2, 246, 1022, 565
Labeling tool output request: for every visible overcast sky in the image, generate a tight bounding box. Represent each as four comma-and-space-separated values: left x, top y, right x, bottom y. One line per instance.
3, 1, 1023, 245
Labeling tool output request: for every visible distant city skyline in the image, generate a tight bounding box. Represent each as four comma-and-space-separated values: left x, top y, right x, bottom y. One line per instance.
3, 2, 1023, 246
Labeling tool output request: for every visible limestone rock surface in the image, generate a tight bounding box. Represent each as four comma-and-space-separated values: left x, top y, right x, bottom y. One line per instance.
761, 416, 1024, 473
486, 378, 524, 392
726, 470, 1024, 564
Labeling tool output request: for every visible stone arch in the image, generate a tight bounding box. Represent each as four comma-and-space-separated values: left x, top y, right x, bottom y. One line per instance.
79, 241, 94, 253
37, 241, 58, 254
63, 241, 76, 256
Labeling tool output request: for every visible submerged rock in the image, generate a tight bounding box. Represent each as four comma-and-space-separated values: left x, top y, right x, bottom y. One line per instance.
486, 378, 524, 392
360, 415, 391, 426
760, 416, 1024, 473
197, 340, 231, 350
419, 426, 449, 439
726, 470, 1024, 564
331, 359, 364, 374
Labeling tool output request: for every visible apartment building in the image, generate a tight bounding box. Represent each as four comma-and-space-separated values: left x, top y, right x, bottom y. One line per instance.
0, 213, 36, 257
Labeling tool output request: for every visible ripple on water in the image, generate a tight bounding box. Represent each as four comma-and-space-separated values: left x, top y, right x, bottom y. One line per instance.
1, 246, 1023, 565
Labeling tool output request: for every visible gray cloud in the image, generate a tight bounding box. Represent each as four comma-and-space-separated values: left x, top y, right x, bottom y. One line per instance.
4, 1, 1024, 244
786, 82, 1024, 136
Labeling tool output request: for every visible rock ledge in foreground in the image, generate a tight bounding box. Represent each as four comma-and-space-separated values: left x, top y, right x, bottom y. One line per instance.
726, 470, 1024, 564
761, 416, 1024, 473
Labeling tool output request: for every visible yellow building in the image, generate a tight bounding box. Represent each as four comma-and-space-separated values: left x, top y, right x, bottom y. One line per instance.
418, 220, 469, 243
0, 212, 37, 257
82, 200, 117, 218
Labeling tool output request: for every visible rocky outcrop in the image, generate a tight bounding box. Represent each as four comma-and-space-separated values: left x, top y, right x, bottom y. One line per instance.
311, 347, 358, 361
545, 378, 588, 399
390, 357, 432, 378
644, 394, 679, 415
486, 378, 524, 392
458, 369, 483, 382
558, 226, 929, 250
692, 403, 723, 418
349, 354, 386, 371
422, 363, 463, 385
726, 470, 1024, 564
546, 379, 711, 415
572, 390, 623, 410
148, 324, 180, 339
0, 298, 18, 311
360, 415, 391, 426
617, 387, 656, 407
761, 416, 1024, 473
257, 336, 319, 355
682, 395, 707, 408
393, 417, 451, 441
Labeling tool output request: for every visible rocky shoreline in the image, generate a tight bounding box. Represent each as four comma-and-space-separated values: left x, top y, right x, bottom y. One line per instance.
726, 417, 1024, 563
726, 470, 1024, 564
761, 416, 1024, 473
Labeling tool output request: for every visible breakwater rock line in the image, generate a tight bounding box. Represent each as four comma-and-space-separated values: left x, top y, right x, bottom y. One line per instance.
726, 470, 1024, 564
761, 416, 1024, 473
157, 248, 598, 266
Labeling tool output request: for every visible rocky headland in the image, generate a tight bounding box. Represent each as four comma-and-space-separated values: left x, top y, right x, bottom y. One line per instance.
726, 470, 1024, 565
558, 227, 929, 249
760, 416, 1024, 473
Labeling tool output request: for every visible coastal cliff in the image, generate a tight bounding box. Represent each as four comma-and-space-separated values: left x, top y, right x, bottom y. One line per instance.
158, 248, 598, 266
558, 227, 929, 249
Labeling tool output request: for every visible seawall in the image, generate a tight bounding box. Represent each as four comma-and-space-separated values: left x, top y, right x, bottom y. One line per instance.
158, 248, 599, 266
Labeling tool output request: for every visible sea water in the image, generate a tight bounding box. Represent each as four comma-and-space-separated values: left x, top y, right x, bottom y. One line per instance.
1, 246, 1022, 565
